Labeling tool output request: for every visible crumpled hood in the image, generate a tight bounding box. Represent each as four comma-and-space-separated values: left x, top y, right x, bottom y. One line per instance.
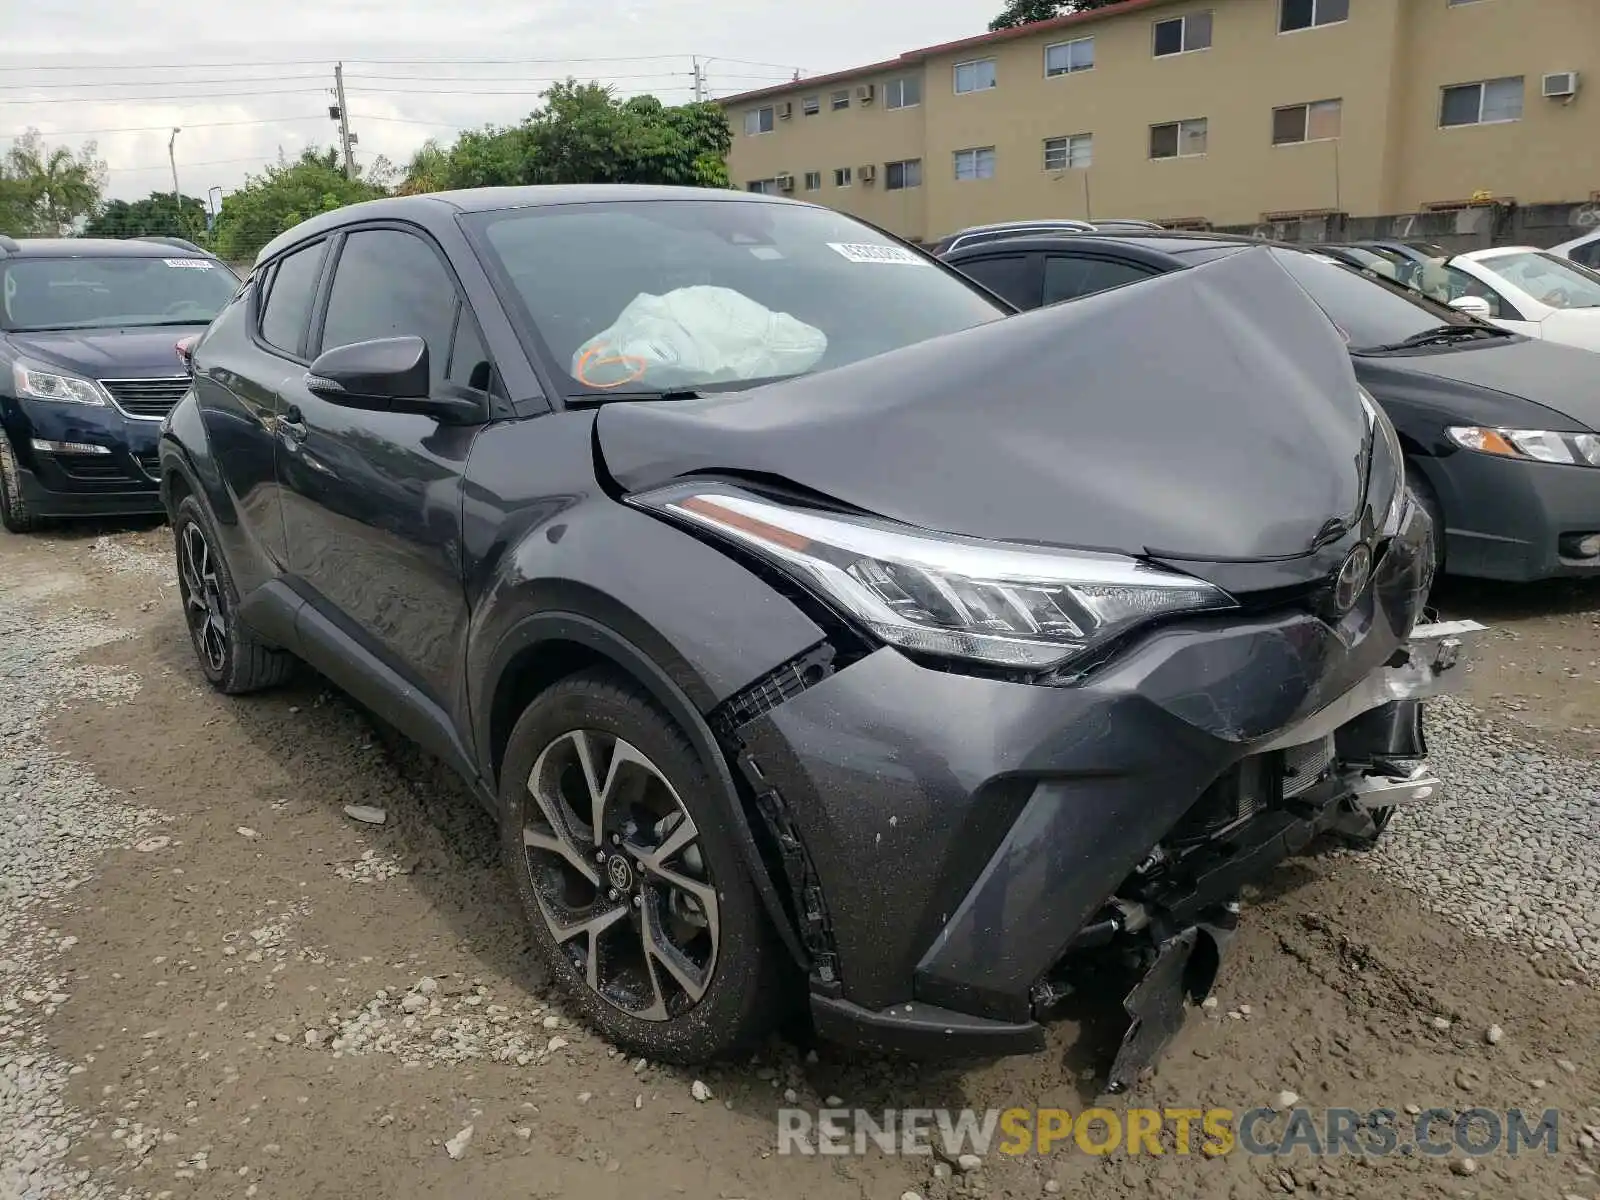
596, 247, 1370, 563
1362, 334, 1600, 431
6, 325, 206, 377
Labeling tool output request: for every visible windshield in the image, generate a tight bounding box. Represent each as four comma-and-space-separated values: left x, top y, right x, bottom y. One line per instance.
0, 255, 239, 332
1480, 251, 1600, 310
1265, 249, 1483, 350
465, 199, 1006, 395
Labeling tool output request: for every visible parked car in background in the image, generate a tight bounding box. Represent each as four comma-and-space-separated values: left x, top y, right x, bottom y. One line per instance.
1325, 240, 1448, 290
1088, 218, 1164, 233
942, 231, 1600, 582
1428, 246, 1600, 352
0, 235, 240, 532
926, 218, 1096, 255
1548, 226, 1600, 270
160, 186, 1467, 1091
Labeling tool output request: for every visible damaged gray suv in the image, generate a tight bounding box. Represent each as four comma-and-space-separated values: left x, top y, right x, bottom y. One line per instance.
158, 186, 1481, 1090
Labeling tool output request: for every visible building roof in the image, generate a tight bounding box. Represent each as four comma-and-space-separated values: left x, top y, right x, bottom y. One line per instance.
717, 0, 1177, 106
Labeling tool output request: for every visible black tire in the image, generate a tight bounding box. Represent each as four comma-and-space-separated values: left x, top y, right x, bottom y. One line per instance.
172, 493, 295, 694
499, 669, 785, 1063
0, 434, 43, 534
1409, 471, 1446, 583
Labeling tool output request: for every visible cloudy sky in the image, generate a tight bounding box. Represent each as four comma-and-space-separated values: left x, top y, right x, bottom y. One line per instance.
2, 0, 998, 202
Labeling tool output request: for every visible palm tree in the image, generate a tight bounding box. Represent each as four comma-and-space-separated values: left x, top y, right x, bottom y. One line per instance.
3, 130, 104, 235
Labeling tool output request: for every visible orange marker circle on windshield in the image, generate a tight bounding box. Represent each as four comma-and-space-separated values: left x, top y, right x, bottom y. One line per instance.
575, 343, 648, 389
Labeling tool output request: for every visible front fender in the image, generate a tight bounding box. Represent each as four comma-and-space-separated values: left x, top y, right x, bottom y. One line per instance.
158, 390, 238, 526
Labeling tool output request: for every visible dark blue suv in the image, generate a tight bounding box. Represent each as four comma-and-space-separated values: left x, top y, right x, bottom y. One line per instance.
0, 235, 240, 532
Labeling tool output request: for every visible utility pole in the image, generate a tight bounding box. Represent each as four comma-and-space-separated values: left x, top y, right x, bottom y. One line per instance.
692, 56, 704, 102
168, 127, 182, 208
333, 62, 356, 178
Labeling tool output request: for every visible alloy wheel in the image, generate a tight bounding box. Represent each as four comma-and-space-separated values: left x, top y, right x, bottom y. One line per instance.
520, 729, 719, 1021
179, 522, 227, 673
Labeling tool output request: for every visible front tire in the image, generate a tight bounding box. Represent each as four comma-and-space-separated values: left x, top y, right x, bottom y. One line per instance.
172, 494, 294, 694
0, 435, 43, 534
499, 670, 784, 1063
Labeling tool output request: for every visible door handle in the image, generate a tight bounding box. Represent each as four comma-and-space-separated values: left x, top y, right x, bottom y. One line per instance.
279, 405, 307, 442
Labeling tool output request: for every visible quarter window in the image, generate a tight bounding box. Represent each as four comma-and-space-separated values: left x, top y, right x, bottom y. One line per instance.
1272, 98, 1343, 144
258, 240, 327, 357
1043, 134, 1093, 170
885, 76, 922, 109
954, 147, 997, 181
1045, 37, 1095, 76
954, 59, 998, 93
959, 255, 1039, 309
1440, 76, 1524, 126
319, 229, 460, 389
1279, 0, 1349, 32
1153, 12, 1212, 56
1150, 118, 1209, 158
743, 106, 775, 136
886, 159, 923, 190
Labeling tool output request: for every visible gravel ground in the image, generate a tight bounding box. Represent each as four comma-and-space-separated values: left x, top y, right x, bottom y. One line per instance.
0, 524, 1597, 1200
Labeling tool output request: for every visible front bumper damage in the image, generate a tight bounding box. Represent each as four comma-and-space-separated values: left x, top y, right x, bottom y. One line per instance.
1096, 617, 1485, 1094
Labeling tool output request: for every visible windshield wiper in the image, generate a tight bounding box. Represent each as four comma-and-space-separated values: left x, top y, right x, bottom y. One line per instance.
1369, 324, 1509, 351
566, 388, 705, 405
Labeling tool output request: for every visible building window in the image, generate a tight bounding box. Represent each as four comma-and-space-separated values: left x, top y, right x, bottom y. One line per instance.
834, 166, 853, 187
802, 95, 820, 115
1279, 0, 1348, 32
1272, 98, 1342, 143
1153, 12, 1212, 56
954, 147, 997, 180
885, 76, 922, 109
1440, 76, 1524, 126
1151, 118, 1208, 158
804, 171, 822, 191
954, 58, 998, 93
746, 179, 779, 194
1045, 36, 1095, 76
1447, 0, 1488, 5
831, 89, 850, 110
886, 159, 923, 190
743, 107, 774, 136
1043, 133, 1093, 170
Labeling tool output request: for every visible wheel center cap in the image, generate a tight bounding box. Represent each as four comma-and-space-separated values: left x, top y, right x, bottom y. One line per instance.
606, 854, 634, 892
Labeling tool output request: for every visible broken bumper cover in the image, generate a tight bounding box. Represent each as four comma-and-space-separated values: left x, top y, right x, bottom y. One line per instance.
728, 503, 1482, 1065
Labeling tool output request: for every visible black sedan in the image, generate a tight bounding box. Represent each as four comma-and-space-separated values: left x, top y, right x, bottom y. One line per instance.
160, 187, 1471, 1089
944, 231, 1600, 582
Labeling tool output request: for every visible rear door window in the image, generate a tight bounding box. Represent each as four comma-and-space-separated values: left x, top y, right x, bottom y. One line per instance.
956, 254, 1041, 309
1042, 255, 1156, 304
258, 241, 328, 357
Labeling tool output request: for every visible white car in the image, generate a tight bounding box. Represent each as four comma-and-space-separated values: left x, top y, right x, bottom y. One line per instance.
1433, 246, 1600, 352
1549, 227, 1600, 270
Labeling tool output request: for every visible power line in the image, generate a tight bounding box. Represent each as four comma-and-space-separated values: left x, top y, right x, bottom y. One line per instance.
105, 155, 277, 172
0, 53, 702, 73
1, 114, 329, 137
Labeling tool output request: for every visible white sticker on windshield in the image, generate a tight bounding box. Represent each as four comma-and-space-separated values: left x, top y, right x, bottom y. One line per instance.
748, 246, 784, 260
826, 242, 929, 266
164, 258, 214, 269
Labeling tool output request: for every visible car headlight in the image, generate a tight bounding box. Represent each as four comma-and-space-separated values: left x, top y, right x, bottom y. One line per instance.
1361, 389, 1408, 537
629, 482, 1236, 671
1447, 426, 1600, 466
11, 361, 108, 407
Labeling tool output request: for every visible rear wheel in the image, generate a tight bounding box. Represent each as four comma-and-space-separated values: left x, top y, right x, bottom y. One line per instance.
499, 670, 784, 1063
0, 435, 43, 534
172, 494, 295, 694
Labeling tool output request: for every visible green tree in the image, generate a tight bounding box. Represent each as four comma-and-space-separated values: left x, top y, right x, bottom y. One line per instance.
0, 129, 106, 235
989, 0, 1123, 33
84, 191, 208, 240
209, 148, 386, 263
398, 81, 732, 193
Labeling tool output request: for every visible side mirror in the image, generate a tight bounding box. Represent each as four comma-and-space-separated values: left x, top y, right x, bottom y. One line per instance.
1449, 295, 1493, 319
305, 336, 482, 423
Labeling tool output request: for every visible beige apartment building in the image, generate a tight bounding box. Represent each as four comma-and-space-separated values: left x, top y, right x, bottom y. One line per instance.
720, 0, 1599, 242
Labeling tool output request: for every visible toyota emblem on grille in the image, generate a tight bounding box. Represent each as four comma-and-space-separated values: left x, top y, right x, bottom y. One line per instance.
1332, 542, 1373, 613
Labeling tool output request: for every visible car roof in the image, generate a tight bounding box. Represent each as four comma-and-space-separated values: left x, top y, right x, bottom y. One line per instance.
252, 184, 806, 266
0, 236, 209, 259
1455, 245, 1543, 262
939, 230, 1269, 259
1551, 227, 1600, 253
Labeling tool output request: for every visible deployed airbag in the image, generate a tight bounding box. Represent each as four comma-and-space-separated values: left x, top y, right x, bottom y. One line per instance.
571, 286, 828, 389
